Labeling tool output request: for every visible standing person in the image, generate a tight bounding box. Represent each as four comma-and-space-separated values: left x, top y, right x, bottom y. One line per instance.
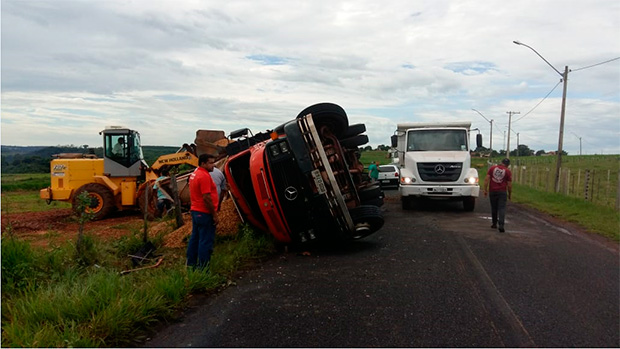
369, 161, 379, 182
153, 170, 172, 216
483, 158, 513, 233
187, 154, 219, 269
210, 166, 228, 211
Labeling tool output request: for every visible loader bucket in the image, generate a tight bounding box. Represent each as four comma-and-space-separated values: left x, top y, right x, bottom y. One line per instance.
194, 130, 227, 157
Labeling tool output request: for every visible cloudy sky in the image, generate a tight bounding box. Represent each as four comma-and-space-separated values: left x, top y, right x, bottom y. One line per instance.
2, 0, 619, 155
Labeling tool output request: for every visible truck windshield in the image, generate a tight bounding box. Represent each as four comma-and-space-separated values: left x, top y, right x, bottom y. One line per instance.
406, 129, 467, 151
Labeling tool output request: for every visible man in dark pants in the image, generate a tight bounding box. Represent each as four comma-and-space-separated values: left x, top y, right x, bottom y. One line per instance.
483, 158, 513, 233
187, 154, 219, 269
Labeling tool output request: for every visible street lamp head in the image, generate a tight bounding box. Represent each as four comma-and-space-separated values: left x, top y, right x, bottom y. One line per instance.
513, 40, 523, 45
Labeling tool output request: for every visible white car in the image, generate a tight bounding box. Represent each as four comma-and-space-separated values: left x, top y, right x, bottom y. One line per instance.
378, 164, 400, 188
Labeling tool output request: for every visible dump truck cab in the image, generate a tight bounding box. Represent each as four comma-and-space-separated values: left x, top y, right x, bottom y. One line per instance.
224, 103, 385, 245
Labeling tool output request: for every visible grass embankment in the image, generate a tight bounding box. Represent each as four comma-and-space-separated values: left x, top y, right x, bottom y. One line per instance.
2, 211, 275, 347
512, 183, 620, 242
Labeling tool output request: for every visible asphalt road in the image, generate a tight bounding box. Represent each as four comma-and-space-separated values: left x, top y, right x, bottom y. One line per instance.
144, 189, 619, 347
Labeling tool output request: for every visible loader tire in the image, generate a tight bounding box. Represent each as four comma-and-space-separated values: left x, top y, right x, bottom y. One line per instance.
296, 103, 348, 138
137, 182, 159, 220
72, 183, 115, 220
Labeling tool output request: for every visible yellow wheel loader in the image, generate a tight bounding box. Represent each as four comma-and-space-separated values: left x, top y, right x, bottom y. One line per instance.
40, 126, 226, 220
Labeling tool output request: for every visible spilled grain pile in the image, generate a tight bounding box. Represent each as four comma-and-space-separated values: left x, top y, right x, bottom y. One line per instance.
162, 198, 242, 248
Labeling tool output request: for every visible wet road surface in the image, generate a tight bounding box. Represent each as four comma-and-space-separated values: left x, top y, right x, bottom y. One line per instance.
145, 189, 619, 347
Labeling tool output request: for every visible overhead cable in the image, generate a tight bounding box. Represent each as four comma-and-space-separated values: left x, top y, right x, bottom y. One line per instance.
571, 56, 620, 72
514, 81, 562, 123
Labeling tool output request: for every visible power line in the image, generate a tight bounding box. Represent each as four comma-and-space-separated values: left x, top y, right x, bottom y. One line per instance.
514, 81, 562, 123
571, 56, 620, 72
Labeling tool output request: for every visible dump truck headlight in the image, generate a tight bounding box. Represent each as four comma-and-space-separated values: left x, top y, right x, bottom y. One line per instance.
464, 177, 478, 184
270, 145, 281, 157
401, 176, 416, 184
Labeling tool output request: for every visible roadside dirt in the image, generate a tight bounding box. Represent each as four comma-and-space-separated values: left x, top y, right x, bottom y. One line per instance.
1, 198, 242, 249
1, 209, 144, 248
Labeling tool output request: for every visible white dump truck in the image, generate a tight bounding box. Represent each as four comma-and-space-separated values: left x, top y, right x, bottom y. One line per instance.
390, 122, 482, 211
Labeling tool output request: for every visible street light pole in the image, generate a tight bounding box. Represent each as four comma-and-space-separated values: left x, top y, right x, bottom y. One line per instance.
513, 40, 568, 193
471, 109, 493, 157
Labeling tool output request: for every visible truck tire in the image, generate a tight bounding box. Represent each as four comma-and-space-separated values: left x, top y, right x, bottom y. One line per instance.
463, 197, 476, 211
349, 205, 384, 239
72, 183, 115, 220
343, 123, 366, 138
401, 196, 413, 210
358, 184, 383, 202
297, 103, 348, 138
339, 134, 369, 148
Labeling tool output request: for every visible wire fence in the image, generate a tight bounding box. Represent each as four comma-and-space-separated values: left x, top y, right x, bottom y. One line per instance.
505, 155, 620, 211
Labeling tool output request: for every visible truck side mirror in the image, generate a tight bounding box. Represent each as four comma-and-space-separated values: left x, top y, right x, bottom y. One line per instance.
476, 134, 483, 149
391, 135, 398, 148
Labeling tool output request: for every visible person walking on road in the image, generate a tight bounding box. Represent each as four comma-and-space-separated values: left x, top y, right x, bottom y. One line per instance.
187, 154, 219, 269
483, 158, 512, 233
369, 161, 379, 182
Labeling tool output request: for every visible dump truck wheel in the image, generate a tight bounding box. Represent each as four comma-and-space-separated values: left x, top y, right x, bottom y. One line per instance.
343, 123, 366, 139
358, 184, 383, 202
463, 197, 476, 211
340, 134, 369, 148
349, 205, 384, 239
296, 103, 348, 138
72, 183, 115, 220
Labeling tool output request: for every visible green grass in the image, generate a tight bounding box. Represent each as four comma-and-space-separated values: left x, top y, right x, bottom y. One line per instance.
1, 173, 50, 191
359, 150, 392, 168
512, 183, 620, 242
2, 191, 71, 215
1, 223, 276, 347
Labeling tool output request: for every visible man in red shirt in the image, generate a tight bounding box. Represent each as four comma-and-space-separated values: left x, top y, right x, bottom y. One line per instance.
483, 158, 512, 233
186, 154, 219, 269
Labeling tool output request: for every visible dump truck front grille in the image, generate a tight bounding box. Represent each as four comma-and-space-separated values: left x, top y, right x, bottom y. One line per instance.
417, 162, 462, 182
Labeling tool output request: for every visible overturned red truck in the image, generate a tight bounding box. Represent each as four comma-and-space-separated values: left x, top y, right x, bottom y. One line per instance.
224, 103, 384, 244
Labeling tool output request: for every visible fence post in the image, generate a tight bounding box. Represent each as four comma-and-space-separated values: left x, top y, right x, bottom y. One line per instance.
577, 169, 581, 197
616, 171, 620, 211
565, 169, 570, 196
584, 169, 590, 201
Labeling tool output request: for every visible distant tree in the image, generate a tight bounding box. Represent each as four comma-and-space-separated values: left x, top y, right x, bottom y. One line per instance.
535, 150, 546, 156
511, 144, 534, 157
362, 146, 373, 151
377, 144, 390, 151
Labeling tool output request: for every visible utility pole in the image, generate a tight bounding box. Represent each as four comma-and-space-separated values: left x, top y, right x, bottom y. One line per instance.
517, 133, 520, 157
554, 66, 569, 192
506, 111, 520, 159
572, 132, 582, 156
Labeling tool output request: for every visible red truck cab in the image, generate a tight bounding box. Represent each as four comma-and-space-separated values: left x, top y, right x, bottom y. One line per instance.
224, 103, 384, 244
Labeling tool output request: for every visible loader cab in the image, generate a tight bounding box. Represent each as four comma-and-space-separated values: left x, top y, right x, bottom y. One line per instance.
101, 127, 146, 177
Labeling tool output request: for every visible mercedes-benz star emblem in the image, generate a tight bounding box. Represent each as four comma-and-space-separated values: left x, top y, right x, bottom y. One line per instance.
284, 186, 298, 201
434, 164, 445, 174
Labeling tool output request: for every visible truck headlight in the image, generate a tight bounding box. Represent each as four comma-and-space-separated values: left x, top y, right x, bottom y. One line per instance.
270, 145, 281, 157
401, 176, 416, 184
464, 177, 478, 184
